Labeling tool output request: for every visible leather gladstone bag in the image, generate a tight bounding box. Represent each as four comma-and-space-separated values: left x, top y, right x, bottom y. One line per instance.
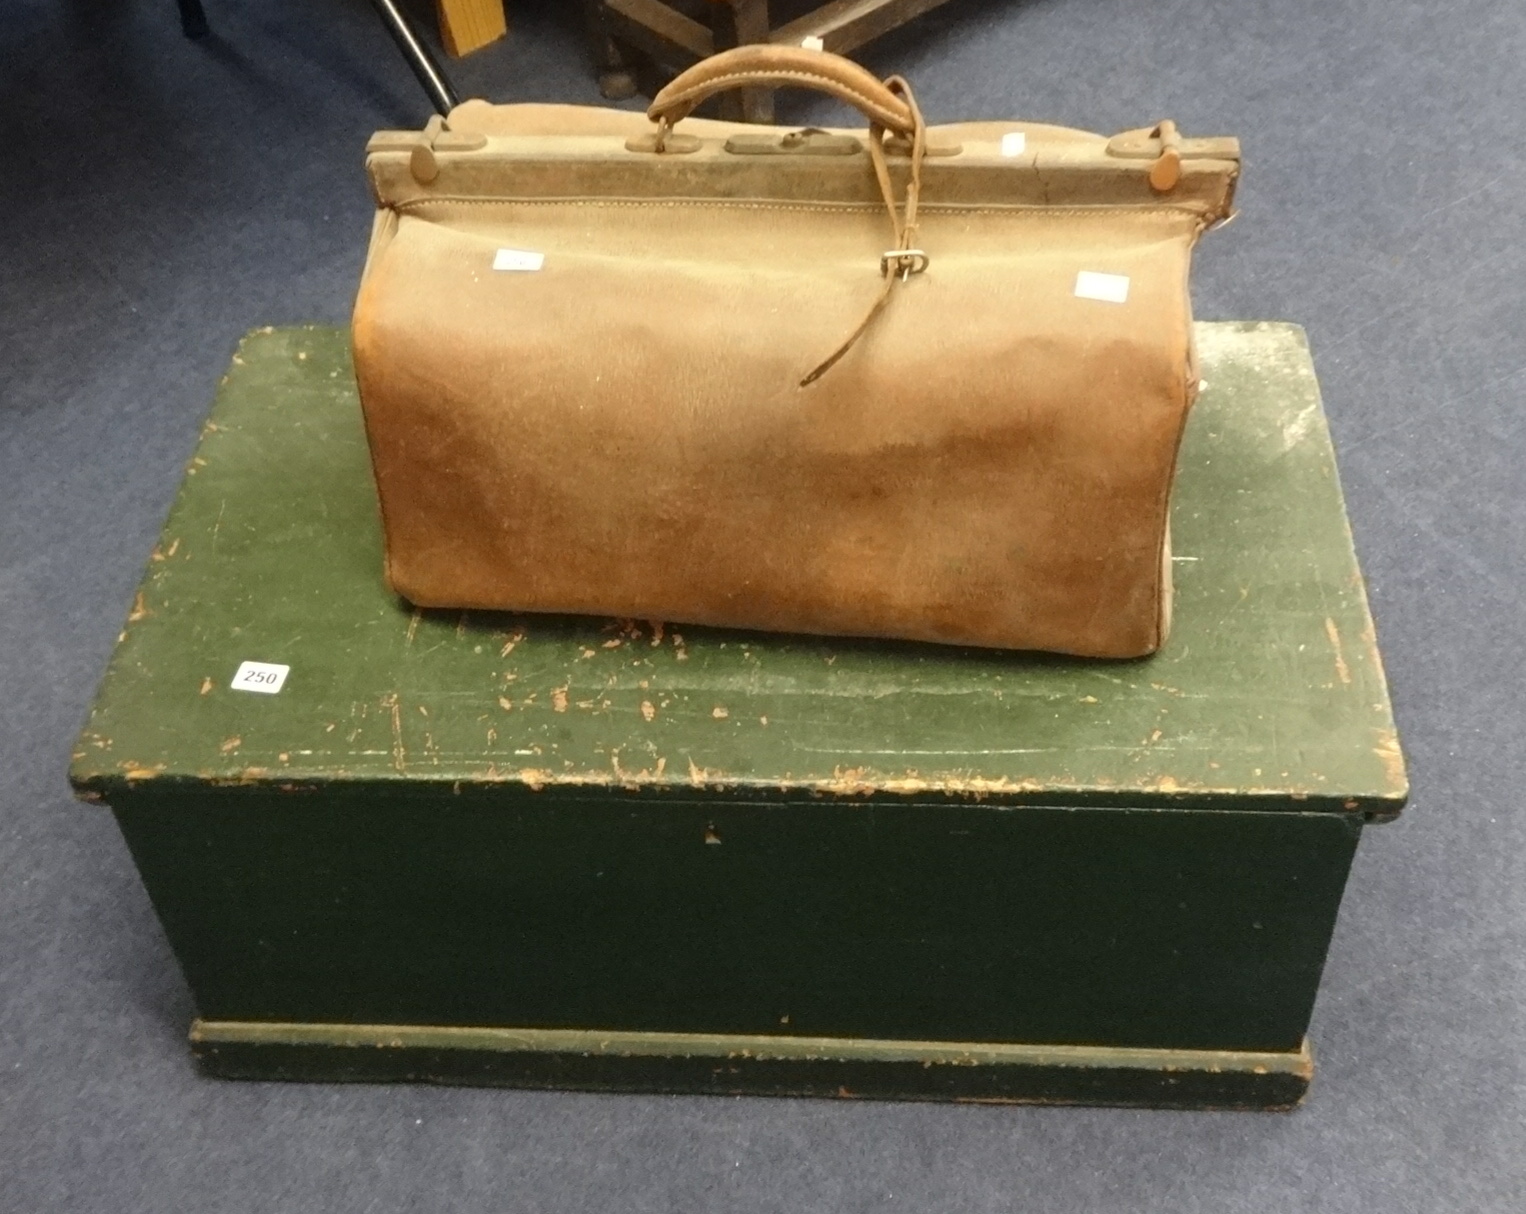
352, 46, 1240, 657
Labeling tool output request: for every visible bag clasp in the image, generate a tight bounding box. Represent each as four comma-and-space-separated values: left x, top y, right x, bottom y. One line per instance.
881, 249, 930, 281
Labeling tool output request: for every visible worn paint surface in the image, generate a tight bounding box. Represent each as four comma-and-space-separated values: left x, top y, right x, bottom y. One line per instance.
186, 1020, 1312, 1110
67, 323, 1392, 1092
70, 322, 1405, 816
109, 790, 1360, 1051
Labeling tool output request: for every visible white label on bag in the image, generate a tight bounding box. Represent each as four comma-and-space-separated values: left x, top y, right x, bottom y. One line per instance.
800, 35, 825, 51
1000, 131, 1027, 157
231, 661, 290, 695
493, 248, 545, 272
1074, 271, 1131, 303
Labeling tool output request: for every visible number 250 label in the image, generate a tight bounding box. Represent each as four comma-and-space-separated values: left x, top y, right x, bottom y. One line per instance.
231, 661, 290, 695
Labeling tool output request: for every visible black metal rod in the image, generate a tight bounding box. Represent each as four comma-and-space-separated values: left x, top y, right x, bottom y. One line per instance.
368, 0, 460, 116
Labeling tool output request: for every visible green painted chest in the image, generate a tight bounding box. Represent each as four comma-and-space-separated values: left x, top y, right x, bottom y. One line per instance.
71, 321, 1406, 1109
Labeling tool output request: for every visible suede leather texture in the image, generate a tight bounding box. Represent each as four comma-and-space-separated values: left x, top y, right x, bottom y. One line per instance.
353, 92, 1237, 656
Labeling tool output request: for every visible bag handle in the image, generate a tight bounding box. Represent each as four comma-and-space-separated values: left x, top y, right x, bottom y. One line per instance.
646, 45, 918, 139
647, 46, 928, 387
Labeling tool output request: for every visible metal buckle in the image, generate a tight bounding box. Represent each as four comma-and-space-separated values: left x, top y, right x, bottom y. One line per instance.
881, 249, 929, 280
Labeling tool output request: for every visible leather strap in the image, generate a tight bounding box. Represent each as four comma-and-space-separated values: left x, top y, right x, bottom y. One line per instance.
800, 75, 928, 387
646, 45, 917, 136
647, 47, 929, 387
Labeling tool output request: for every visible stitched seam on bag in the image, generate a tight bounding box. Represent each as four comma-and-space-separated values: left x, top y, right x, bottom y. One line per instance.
395, 197, 884, 215
350, 260, 406, 600
392, 197, 1210, 219
665, 70, 905, 126
1150, 245, 1205, 648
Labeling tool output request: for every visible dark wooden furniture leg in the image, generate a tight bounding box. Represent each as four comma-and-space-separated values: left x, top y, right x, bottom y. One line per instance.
591, 0, 958, 122
712, 0, 773, 123
770, 0, 956, 55
582, 0, 639, 99
177, 0, 209, 38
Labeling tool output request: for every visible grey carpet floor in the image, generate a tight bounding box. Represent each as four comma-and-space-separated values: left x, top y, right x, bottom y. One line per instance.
2, 1, 1523, 1210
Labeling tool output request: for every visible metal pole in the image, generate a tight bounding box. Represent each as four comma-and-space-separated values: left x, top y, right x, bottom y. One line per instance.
368, 0, 460, 117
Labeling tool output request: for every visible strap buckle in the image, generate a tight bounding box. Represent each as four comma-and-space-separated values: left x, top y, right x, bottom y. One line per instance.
881, 249, 929, 280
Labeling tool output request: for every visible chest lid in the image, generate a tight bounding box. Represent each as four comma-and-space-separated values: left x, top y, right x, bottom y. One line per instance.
71, 323, 1405, 819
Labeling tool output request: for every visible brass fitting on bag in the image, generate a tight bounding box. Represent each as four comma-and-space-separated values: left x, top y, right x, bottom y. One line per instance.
408, 115, 488, 184
1149, 121, 1182, 192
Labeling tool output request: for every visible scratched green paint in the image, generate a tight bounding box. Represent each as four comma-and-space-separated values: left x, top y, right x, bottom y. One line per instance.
71, 322, 1406, 815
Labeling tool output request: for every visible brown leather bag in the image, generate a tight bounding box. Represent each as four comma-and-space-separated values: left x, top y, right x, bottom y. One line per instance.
352, 46, 1239, 657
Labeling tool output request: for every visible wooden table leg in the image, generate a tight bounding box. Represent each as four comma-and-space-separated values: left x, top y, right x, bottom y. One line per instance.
712, 0, 773, 123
